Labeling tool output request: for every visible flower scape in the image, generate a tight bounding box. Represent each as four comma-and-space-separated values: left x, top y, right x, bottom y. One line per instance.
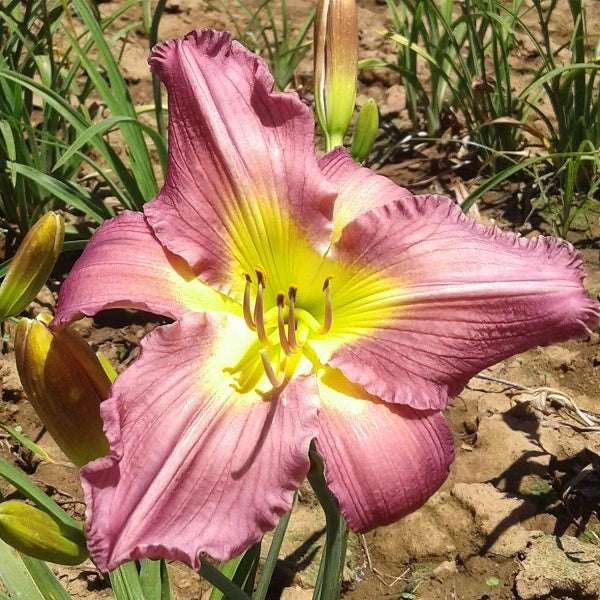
51, 29, 599, 572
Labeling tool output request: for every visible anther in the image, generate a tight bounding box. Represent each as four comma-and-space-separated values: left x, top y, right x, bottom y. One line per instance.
287, 286, 298, 349
255, 266, 267, 288
276, 292, 293, 356
242, 273, 256, 331
321, 276, 333, 334
254, 267, 268, 344
259, 349, 283, 388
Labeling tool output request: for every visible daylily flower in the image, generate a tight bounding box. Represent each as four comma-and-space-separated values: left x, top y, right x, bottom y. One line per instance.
52, 30, 598, 572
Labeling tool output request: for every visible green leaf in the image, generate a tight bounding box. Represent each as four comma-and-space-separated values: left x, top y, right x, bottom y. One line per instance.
17, 553, 74, 599
486, 576, 500, 587
0, 538, 72, 600
208, 555, 245, 600
307, 447, 347, 600
0, 423, 54, 463
253, 509, 292, 600
198, 561, 251, 600
139, 559, 171, 600
0, 121, 17, 186
209, 544, 260, 600
52, 115, 167, 178
0, 68, 143, 211
109, 562, 146, 600
66, 0, 158, 201
0, 457, 78, 533
1, 161, 109, 223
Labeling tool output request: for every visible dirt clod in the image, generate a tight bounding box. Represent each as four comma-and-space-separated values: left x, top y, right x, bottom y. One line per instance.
515, 535, 600, 600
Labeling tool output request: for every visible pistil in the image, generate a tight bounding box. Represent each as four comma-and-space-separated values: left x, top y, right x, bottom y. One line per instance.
259, 349, 283, 388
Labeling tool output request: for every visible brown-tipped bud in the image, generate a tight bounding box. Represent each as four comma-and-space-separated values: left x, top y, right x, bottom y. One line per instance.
314, 0, 358, 149
0, 500, 88, 565
0, 212, 64, 321
14, 317, 110, 467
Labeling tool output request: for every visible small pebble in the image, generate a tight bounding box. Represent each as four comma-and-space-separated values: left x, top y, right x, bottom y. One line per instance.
432, 560, 458, 580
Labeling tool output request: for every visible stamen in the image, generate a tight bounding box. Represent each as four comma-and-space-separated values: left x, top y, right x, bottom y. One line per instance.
255, 266, 267, 288
254, 267, 268, 344
321, 277, 333, 334
277, 292, 293, 356
287, 285, 298, 349
259, 349, 283, 388
242, 273, 256, 331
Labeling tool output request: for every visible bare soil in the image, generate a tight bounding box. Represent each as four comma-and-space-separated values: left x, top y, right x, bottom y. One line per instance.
1, 1, 600, 599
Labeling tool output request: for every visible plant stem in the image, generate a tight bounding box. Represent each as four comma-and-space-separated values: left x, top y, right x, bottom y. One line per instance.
307, 446, 347, 600
326, 132, 344, 151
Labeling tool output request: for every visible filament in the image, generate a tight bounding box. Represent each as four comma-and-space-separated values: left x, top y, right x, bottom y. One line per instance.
242, 273, 256, 331
321, 277, 332, 334
277, 292, 293, 356
287, 286, 298, 349
254, 267, 268, 344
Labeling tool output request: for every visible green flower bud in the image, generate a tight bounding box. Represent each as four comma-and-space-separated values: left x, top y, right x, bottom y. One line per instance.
0, 500, 88, 565
15, 317, 110, 467
350, 98, 379, 162
0, 212, 64, 321
314, 0, 358, 149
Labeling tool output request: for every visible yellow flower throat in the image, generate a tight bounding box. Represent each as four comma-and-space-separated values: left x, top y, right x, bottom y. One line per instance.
237, 265, 333, 389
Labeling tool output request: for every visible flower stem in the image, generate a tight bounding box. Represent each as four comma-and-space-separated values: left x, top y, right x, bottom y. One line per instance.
253, 503, 294, 600
307, 445, 348, 600
199, 559, 252, 600
325, 131, 344, 151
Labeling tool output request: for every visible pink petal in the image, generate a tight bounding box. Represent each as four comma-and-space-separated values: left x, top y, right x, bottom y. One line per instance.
316, 164, 598, 410
53, 211, 235, 326
81, 312, 319, 571
318, 147, 413, 241
315, 368, 454, 532
144, 30, 337, 298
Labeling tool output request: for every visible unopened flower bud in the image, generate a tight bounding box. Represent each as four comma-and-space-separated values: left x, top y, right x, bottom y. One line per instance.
0, 500, 88, 565
314, 0, 358, 149
15, 317, 110, 467
0, 212, 64, 321
350, 98, 379, 162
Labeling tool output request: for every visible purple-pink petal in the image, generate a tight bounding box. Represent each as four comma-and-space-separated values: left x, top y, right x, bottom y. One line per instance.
318, 147, 413, 240
52, 211, 233, 326
144, 30, 337, 297
315, 368, 454, 532
81, 312, 319, 570
321, 161, 598, 410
